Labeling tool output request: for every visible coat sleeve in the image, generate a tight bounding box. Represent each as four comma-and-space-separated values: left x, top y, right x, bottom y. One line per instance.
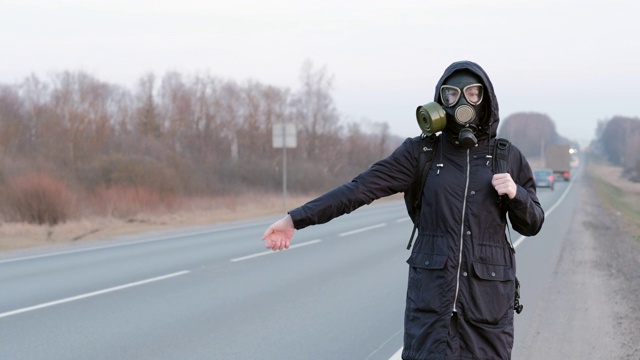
505, 145, 545, 236
288, 137, 420, 230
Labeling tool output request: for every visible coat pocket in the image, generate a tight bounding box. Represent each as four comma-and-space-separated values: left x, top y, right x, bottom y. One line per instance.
465, 261, 515, 324
406, 253, 448, 313
407, 252, 447, 269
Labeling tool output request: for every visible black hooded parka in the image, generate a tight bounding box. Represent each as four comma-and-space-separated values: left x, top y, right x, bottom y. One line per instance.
288, 61, 545, 359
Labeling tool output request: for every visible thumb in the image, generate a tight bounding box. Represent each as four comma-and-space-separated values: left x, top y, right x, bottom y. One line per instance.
262, 227, 274, 241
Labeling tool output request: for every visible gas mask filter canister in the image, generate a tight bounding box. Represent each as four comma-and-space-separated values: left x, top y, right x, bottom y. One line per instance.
415, 102, 447, 136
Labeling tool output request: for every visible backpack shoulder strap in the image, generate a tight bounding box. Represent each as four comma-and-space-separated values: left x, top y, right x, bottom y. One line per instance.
494, 137, 526, 314
405, 134, 439, 250
492, 137, 511, 210
492, 138, 511, 174
492, 137, 518, 252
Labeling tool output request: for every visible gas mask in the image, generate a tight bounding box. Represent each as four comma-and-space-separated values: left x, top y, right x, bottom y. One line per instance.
415, 71, 485, 148
440, 71, 485, 147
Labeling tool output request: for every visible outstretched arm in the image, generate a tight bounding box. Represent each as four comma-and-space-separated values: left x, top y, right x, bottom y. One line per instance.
262, 215, 295, 251
260, 137, 421, 251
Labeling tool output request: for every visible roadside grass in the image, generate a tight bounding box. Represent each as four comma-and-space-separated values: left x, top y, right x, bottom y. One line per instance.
587, 158, 640, 242
0, 192, 317, 252
0, 190, 404, 252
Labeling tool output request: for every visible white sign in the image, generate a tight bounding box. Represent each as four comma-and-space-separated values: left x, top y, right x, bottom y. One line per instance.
272, 123, 297, 148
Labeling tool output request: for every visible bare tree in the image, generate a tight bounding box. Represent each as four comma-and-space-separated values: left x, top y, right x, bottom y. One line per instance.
624, 124, 640, 180
19, 75, 52, 159
218, 80, 243, 163
239, 81, 291, 162
135, 73, 162, 139
47, 71, 116, 173
292, 59, 341, 162
159, 71, 195, 154
0, 85, 27, 158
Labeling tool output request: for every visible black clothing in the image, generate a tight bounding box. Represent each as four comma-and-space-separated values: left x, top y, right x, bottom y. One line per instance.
288, 61, 544, 359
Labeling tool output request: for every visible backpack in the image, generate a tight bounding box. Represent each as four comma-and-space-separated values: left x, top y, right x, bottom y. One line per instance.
402, 135, 523, 314
403, 135, 511, 250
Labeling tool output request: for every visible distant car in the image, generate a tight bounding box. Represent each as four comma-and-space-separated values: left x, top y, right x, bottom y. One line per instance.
533, 168, 555, 190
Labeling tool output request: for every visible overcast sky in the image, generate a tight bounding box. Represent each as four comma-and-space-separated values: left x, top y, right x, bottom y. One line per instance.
1, 0, 638, 144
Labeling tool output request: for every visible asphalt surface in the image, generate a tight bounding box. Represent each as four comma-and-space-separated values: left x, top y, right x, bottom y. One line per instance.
1, 161, 639, 359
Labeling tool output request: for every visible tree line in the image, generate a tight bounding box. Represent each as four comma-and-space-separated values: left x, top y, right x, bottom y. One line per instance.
499, 111, 640, 182
3, 59, 633, 226
593, 115, 640, 182
497, 112, 577, 158
0, 61, 400, 224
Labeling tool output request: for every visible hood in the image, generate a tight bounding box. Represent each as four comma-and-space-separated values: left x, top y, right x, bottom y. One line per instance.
433, 60, 499, 139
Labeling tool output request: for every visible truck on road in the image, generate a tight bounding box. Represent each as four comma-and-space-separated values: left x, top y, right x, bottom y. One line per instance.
545, 144, 572, 181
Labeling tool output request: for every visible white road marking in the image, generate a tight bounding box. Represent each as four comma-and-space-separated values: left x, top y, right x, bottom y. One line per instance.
389, 347, 403, 360
365, 328, 404, 360
339, 223, 386, 237
229, 239, 322, 262
0, 270, 190, 319
0, 220, 275, 265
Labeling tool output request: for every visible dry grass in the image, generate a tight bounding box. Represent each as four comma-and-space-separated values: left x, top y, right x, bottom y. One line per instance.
587, 160, 640, 239
0, 192, 320, 252
588, 163, 640, 195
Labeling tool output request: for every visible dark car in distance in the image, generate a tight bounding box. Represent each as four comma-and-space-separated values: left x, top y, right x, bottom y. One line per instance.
533, 168, 555, 190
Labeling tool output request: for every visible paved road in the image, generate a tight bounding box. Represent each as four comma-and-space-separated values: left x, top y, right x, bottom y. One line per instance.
0, 168, 580, 360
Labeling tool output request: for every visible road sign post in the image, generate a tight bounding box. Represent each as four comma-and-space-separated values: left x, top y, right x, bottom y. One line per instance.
272, 123, 297, 211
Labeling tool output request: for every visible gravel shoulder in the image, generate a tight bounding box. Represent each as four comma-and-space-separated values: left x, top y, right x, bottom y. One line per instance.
517, 173, 640, 359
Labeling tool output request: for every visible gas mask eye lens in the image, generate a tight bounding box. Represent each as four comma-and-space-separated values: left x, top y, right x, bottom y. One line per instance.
440, 85, 461, 107
463, 84, 483, 105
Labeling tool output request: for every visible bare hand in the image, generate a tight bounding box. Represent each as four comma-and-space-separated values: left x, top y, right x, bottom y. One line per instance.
492, 173, 517, 199
262, 215, 295, 251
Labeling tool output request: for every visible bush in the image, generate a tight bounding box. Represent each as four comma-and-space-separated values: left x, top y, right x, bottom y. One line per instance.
221, 160, 281, 191
80, 154, 182, 194
88, 185, 182, 219
5, 173, 75, 225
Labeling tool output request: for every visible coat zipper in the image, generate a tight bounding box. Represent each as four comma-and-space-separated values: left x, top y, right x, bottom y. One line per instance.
452, 148, 470, 313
